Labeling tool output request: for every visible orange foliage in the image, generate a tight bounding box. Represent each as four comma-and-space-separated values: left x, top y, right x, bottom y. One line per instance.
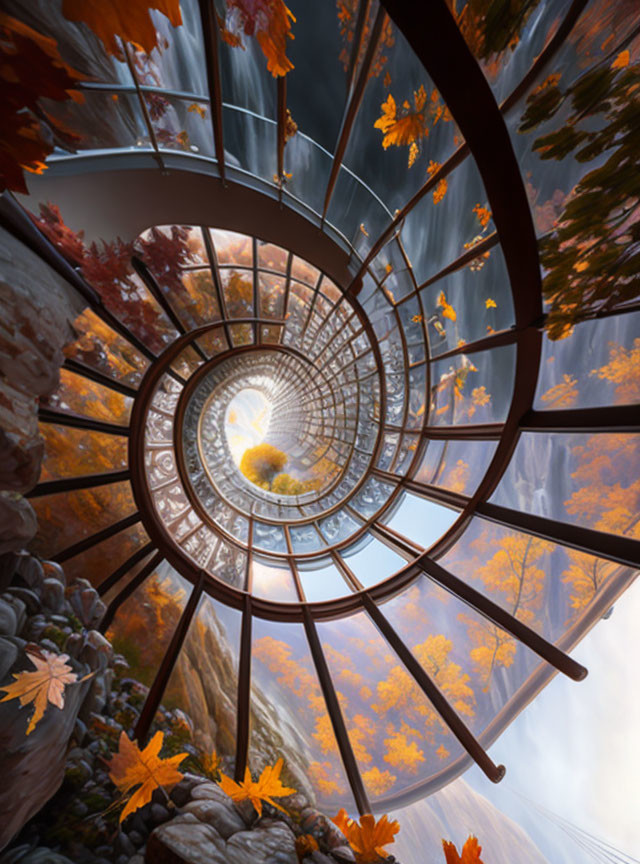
336, 0, 394, 80
62, 0, 182, 59
375, 86, 451, 166
443, 459, 470, 494
0, 14, 84, 193
443, 835, 485, 864
438, 290, 457, 322
590, 339, 640, 404
296, 834, 319, 861
219, 0, 295, 76
561, 549, 618, 616
0, 646, 79, 735
382, 726, 425, 773
540, 373, 578, 408
332, 810, 400, 863
218, 758, 296, 816
362, 765, 397, 796
473, 204, 492, 229
308, 761, 345, 797
108, 731, 187, 822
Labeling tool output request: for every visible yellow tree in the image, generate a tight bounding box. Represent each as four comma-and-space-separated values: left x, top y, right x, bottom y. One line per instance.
590, 339, 640, 404
461, 533, 552, 688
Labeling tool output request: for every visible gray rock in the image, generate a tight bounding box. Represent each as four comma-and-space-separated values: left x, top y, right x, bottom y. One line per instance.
117, 832, 136, 857
0, 493, 37, 556
42, 561, 66, 589
66, 580, 104, 628
310, 853, 336, 864
128, 830, 145, 847
331, 846, 356, 863
226, 822, 298, 864
0, 598, 17, 637
41, 578, 65, 612
79, 630, 113, 671
128, 857, 145, 864
16, 557, 44, 592
150, 803, 171, 826
5, 587, 39, 615
0, 637, 18, 680
146, 816, 227, 863
183, 799, 246, 840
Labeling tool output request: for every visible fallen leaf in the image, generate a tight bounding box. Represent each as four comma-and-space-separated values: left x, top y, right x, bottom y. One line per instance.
0, 646, 78, 734
218, 758, 296, 816
108, 731, 187, 822
332, 809, 400, 863
61, 0, 182, 59
485, 298, 497, 308
442, 835, 484, 864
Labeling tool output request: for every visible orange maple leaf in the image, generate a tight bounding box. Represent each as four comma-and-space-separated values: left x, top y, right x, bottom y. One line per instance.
188, 102, 207, 119
374, 88, 428, 151
0, 646, 78, 734
61, 0, 182, 59
442, 835, 484, 864
473, 203, 492, 230
108, 731, 187, 822
218, 758, 296, 816
485, 298, 497, 308
438, 290, 457, 321
332, 810, 400, 863
219, 0, 295, 77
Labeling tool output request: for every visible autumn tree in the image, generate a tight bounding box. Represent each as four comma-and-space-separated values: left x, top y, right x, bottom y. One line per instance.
591, 338, 640, 404
518, 51, 640, 340
459, 532, 552, 688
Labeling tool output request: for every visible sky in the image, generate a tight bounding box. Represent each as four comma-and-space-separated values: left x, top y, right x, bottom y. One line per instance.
449, 575, 640, 862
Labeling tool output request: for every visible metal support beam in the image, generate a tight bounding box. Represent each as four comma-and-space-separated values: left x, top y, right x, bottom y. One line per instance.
27, 469, 130, 498
234, 594, 253, 781
198, 0, 226, 180
99, 551, 163, 633
303, 607, 371, 814
134, 572, 205, 743
362, 594, 506, 783
38, 407, 129, 437
418, 557, 588, 680
98, 542, 155, 596
53, 512, 142, 564
477, 502, 640, 570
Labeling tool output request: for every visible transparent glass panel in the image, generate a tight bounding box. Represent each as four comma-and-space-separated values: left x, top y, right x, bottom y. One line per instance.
429, 345, 516, 426
38, 425, 129, 482
534, 312, 640, 410
251, 555, 298, 603
381, 492, 460, 549
317, 609, 465, 803
339, 534, 407, 588
42, 369, 133, 425
106, 561, 190, 687
250, 618, 356, 812
415, 439, 498, 496
210, 229, 253, 266
64, 309, 149, 388
63, 522, 149, 588
30, 481, 136, 559
491, 432, 640, 540
158, 594, 242, 775
297, 557, 352, 603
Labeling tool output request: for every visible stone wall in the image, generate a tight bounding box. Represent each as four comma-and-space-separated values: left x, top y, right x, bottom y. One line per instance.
0, 220, 84, 554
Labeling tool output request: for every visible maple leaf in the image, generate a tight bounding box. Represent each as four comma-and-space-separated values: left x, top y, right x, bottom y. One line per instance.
485, 298, 497, 309
442, 835, 484, 864
412, 314, 423, 323
109, 732, 186, 822
220, 0, 296, 77
332, 810, 400, 863
374, 89, 428, 150
218, 758, 296, 816
0, 646, 79, 734
62, 0, 182, 59
438, 290, 457, 321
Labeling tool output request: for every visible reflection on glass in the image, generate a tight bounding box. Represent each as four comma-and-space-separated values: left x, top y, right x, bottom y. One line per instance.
251, 555, 298, 602
339, 534, 407, 588
297, 557, 352, 603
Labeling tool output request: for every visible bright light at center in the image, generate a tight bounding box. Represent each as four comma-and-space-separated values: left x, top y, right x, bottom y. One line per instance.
224, 388, 272, 466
